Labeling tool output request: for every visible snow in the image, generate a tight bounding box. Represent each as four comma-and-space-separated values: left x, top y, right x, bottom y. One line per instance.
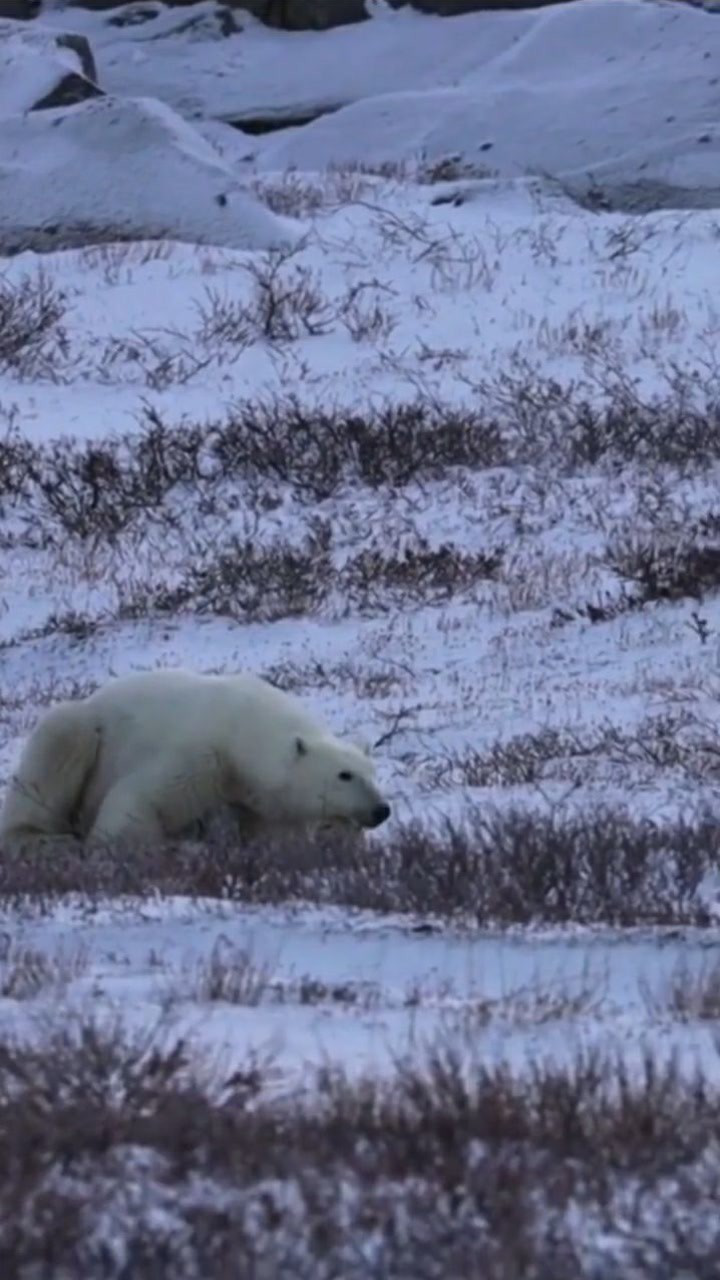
0, 20, 88, 116
1, 188, 718, 444
0, 92, 299, 249
2, 0, 720, 1115
3, 898, 720, 1088
37, 0, 720, 206
5, 0, 717, 250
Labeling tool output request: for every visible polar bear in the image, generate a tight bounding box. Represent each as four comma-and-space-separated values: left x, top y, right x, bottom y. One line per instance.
0, 669, 391, 852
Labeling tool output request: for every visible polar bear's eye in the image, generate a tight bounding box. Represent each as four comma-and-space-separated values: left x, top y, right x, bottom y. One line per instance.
338, 770, 354, 782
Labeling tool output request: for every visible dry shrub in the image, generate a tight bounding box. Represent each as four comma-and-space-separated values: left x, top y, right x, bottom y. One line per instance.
197, 244, 334, 347
426, 714, 720, 790
0, 271, 68, 379
642, 956, 720, 1021
2, 400, 504, 542
0, 1017, 719, 1277
177, 935, 274, 1006
0, 808, 715, 928
608, 534, 720, 604
0, 933, 88, 999
344, 540, 503, 610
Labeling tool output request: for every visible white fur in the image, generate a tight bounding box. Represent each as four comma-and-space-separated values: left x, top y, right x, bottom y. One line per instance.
0, 669, 390, 851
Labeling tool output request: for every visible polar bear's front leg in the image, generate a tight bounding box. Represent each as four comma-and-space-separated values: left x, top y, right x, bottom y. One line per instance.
88, 779, 164, 844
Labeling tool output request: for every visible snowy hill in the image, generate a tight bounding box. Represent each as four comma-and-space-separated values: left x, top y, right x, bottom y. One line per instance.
3, 0, 720, 1273
0, 91, 298, 251
36, 0, 720, 209
1, 0, 717, 247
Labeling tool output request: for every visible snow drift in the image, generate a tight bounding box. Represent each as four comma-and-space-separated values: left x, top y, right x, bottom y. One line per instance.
0, 18, 100, 116
36, 0, 720, 209
0, 92, 299, 251
251, 0, 720, 203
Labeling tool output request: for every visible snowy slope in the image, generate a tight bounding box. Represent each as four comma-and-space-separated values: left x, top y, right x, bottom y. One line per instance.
1, 0, 719, 1047
254, 0, 720, 192
0, 20, 92, 115
36, 0, 720, 205
2, 179, 720, 816
0, 93, 299, 250
2, 3, 720, 1266
3, 0, 717, 250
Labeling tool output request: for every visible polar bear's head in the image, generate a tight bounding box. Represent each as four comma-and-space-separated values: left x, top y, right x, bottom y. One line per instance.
284, 735, 391, 830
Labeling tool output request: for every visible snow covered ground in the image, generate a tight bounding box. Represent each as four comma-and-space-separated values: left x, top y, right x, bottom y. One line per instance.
35, 0, 720, 207
4, 894, 720, 1087
2, 0, 720, 1271
2, 0, 720, 1069
1, 0, 719, 249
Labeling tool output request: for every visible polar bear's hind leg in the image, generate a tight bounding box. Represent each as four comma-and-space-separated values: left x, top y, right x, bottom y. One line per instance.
0, 700, 100, 851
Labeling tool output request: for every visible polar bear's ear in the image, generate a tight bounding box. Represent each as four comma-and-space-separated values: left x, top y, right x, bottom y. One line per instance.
355, 739, 371, 757
295, 736, 308, 757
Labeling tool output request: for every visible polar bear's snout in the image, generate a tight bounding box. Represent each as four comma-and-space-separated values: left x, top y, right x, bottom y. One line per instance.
367, 801, 391, 829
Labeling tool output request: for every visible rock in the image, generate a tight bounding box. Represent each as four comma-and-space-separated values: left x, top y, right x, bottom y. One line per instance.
0, 0, 39, 18
108, 0, 241, 35
228, 103, 341, 135
0, 94, 300, 252
71, 0, 367, 22
391, 0, 573, 11
225, 0, 368, 26
31, 71, 103, 111
64, 0, 142, 10
0, 21, 101, 116
55, 33, 99, 83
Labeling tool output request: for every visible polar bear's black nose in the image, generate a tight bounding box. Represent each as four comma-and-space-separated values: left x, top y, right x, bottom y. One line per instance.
371, 802, 391, 827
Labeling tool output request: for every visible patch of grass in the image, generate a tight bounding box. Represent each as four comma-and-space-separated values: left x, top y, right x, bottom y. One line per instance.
338, 280, 398, 343
173, 935, 274, 1007
250, 173, 330, 218
0, 400, 505, 542
250, 165, 384, 217
10, 365, 720, 552
0, 427, 34, 513
425, 714, 720, 790
0, 933, 88, 999
211, 396, 505, 503
18, 417, 206, 543
0, 270, 68, 379
426, 728, 589, 789
77, 239, 174, 284
292, 975, 382, 1007
197, 242, 335, 347
344, 539, 503, 611
429, 963, 605, 1031
113, 530, 504, 624
119, 523, 333, 624
261, 657, 408, 700
642, 957, 720, 1021
608, 534, 720, 604
472, 359, 720, 469
96, 329, 214, 390
0, 1016, 719, 1277
0, 808, 715, 928
8, 373, 720, 555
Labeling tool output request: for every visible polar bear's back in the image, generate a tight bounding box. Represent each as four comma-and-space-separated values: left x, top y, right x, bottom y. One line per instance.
73, 668, 331, 837
86, 668, 328, 757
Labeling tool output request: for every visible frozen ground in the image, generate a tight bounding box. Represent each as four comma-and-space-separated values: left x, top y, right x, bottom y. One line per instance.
0, 0, 718, 251
35, 0, 720, 208
2, 0, 720, 1093
2, 0, 720, 1273
5, 895, 720, 1085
